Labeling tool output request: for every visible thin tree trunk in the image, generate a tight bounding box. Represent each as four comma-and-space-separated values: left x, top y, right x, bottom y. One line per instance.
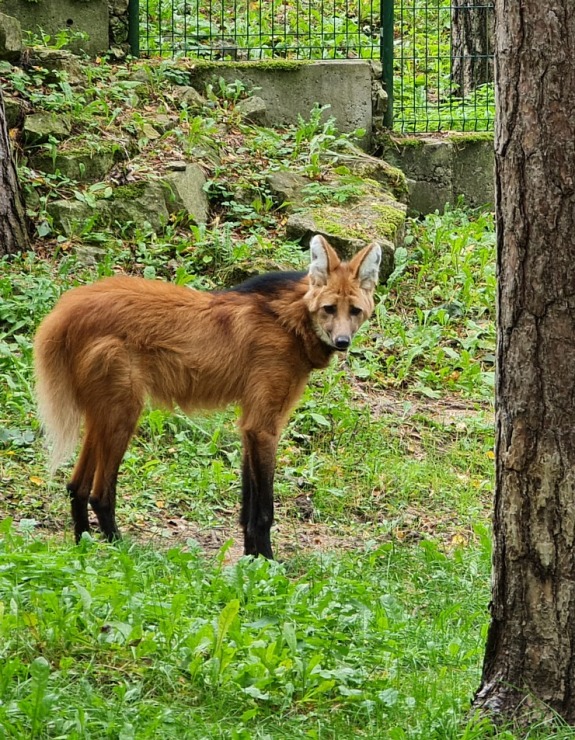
474, 0, 575, 724
0, 83, 30, 255
451, 0, 494, 95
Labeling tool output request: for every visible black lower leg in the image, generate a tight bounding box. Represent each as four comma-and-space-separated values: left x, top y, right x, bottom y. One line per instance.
67, 483, 90, 543
241, 432, 276, 559
240, 457, 258, 556
89, 496, 121, 542
89, 475, 121, 542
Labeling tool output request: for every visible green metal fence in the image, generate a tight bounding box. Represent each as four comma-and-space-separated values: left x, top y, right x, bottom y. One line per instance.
134, 0, 494, 133
395, 0, 494, 132
137, 0, 382, 60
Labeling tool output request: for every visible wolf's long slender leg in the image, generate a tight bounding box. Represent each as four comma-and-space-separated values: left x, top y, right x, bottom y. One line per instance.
88, 405, 141, 542
67, 422, 98, 542
240, 429, 279, 559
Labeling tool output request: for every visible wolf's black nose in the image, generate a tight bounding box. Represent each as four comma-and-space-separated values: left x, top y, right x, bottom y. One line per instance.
335, 336, 351, 350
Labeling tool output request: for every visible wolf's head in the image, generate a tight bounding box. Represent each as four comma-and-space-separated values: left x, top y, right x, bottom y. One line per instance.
304, 234, 382, 351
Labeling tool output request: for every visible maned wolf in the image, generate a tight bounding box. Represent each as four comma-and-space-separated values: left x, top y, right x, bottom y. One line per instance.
34, 235, 381, 558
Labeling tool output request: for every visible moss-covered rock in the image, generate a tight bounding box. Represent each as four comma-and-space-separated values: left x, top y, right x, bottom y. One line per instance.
47, 198, 106, 237
285, 184, 405, 284
28, 142, 126, 182
373, 203, 407, 243
108, 181, 171, 233
23, 112, 71, 144
343, 154, 409, 203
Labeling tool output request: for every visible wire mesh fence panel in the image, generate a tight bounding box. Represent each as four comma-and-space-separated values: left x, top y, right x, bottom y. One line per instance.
137, 0, 495, 132
395, 0, 494, 132
140, 0, 382, 60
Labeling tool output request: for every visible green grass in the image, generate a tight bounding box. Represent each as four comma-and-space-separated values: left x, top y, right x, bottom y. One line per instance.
0, 520, 492, 739
372, 207, 496, 398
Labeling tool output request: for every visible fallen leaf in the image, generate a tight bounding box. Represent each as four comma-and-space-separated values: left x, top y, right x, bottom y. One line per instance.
450, 533, 467, 547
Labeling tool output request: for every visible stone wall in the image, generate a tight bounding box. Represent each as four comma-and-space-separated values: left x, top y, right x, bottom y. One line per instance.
109, 0, 130, 55
0, 0, 128, 56
189, 60, 384, 151
380, 134, 494, 214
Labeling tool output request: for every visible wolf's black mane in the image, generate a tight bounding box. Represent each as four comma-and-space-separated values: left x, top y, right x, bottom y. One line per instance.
225, 271, 307, 296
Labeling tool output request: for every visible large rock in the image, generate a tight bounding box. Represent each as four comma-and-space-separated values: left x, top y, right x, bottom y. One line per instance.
47, 199, 101, 237
48, 174, 208, 238
287, 210, 396, 284
28, 143, 125, 182
0, 12, 22, 62
163, 164, 209, 225
342, 153, 409, 203
26, 49, 84, 85
285, 183, 406, 284
23, 112, 71, 144
51, 182, 173, 236
263, 167, 407, 283
110, 181, 171, 233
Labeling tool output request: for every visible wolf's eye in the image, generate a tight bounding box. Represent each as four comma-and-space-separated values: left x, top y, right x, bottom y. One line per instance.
322, 305, 337, 315
350, 306, 362, 317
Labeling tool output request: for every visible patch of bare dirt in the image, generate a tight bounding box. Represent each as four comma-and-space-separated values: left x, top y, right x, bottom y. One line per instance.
351, 382, 493, 426
5, 497, 482, 564
2, 389, 490, 560
124, 511, 378, 563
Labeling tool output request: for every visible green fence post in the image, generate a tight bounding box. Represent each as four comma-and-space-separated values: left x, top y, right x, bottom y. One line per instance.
381, 0, 394, 129
128, 0, 140, 58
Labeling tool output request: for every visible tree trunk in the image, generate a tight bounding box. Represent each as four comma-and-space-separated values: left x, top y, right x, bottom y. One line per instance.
451, 0, 494, 95
474, 0, 575, 724
0, 83, 30, 255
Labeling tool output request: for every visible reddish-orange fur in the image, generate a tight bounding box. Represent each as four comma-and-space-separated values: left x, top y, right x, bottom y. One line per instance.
34, 236, 381, 558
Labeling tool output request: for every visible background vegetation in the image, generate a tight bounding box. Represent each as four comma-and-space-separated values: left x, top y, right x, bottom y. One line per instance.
140, 0, 495, 132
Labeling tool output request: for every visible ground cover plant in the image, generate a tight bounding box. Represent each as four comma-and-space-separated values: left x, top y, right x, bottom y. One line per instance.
0, 51, 555, 739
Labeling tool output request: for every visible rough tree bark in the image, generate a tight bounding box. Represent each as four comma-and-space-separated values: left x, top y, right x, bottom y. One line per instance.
473, 0, 575, 724
0, 83, 29, 255
451, 0, 494, 95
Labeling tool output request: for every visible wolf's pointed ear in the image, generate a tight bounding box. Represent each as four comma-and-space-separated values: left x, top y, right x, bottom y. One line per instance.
351, 243, 382, 290
308, 235, 341, 286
